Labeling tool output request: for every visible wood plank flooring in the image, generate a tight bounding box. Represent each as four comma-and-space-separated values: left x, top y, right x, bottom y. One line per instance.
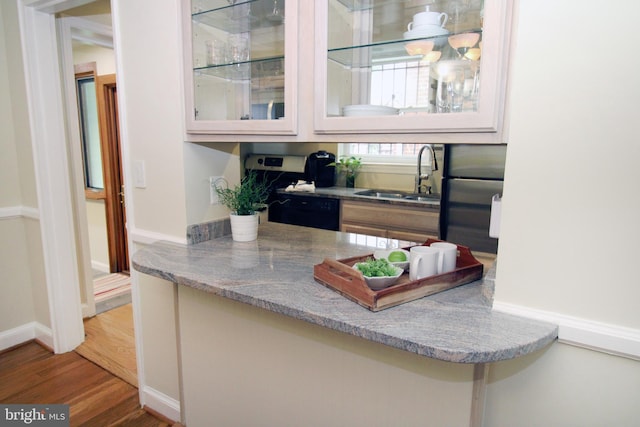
0, 341, 175, 426
75, 303, 138, 387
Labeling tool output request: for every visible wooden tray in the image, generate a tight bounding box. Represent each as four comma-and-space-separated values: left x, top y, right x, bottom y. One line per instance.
313, 239, 483, 311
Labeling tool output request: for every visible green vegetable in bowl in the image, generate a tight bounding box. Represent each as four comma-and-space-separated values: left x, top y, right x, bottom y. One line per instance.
355, 258, 398, 277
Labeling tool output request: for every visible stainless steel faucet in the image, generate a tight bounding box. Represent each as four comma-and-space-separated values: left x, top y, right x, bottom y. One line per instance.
415, 144, 438, 194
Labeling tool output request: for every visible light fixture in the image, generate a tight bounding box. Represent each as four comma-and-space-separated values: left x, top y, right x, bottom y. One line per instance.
404, 40, 434, 57
464, 47, 481, 61
421, 50, 442, 63
448, 33, 480, 58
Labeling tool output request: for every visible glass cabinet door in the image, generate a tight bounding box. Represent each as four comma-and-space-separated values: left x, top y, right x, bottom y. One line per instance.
314, 0, 511, 135
186, 0, 297, 134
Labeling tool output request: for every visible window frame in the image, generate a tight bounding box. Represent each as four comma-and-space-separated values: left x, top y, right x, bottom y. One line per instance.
75, 62, 106, 199
340, 143, 441, 175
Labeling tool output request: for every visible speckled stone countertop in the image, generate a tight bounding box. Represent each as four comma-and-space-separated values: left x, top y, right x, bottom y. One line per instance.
132, 222, 557, 363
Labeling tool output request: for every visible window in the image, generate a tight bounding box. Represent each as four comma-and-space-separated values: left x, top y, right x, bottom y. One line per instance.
76, 74, 104, 191
343, 143, 432, 164
342, 59, 437, 167
370, 61, 432, 112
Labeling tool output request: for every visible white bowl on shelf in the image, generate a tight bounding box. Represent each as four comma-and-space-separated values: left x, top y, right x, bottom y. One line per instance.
342, 104, 399, 117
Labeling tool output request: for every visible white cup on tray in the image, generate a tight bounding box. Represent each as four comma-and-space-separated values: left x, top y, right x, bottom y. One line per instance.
430, 242, 458, 274
409, 246, 441, 280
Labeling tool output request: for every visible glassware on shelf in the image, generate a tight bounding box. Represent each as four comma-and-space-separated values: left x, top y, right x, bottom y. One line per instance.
431, 59, 479, 113
205, 39, 227, 66
190, 0, 288, 123
266, 0, 283, 23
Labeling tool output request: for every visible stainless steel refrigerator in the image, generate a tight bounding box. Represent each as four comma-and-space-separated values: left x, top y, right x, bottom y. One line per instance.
440, 144, 507, 254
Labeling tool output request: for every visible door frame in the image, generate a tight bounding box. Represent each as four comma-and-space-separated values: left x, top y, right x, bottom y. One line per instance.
58, 14, 115, 318
16, 0, 93, 352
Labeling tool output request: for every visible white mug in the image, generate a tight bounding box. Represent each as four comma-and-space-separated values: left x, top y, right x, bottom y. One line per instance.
410, 246, 441, 280
431, 242, 458, 273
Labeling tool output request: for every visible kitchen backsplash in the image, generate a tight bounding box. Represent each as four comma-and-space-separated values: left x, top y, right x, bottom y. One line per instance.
243, 143, 444, 194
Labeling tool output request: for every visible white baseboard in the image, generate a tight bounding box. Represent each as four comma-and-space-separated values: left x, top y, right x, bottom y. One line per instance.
91, 260, 110, 273
0, 205, 39, 220
0, 321, 52, 352
493, 301, 640, 361
129, 226, 187, 245
141, 385, 181, 423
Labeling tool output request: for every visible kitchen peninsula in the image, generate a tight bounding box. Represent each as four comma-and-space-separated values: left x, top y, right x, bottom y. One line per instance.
133, 223, 557, 426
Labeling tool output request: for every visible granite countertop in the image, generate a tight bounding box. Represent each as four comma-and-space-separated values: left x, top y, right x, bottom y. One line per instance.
132, 223, 557, 364
276, 186, 440, 209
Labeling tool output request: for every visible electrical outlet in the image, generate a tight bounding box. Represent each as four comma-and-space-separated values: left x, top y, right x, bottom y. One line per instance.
209, 176, 224, 205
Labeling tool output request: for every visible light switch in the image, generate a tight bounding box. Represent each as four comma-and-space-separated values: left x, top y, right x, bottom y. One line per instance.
134, 161, 146, 188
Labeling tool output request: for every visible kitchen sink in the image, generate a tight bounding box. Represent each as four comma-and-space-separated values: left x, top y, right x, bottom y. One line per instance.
354, 189, 440, 202
355, 190, 406, 199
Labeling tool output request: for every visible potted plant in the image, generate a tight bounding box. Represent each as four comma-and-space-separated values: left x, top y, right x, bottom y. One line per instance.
330, 156, 362, 188
215, 171, 270, 242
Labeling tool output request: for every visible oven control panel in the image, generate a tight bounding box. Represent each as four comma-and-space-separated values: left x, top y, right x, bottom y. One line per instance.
245, 154, 306, 173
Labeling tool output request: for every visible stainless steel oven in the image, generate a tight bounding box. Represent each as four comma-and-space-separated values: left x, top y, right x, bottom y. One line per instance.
245, 154, 340, 231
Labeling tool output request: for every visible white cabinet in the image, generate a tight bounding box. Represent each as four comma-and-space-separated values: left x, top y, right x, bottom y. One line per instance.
183, 0, 513, 143
314, 0, 513, 140
184, 0, 298, 135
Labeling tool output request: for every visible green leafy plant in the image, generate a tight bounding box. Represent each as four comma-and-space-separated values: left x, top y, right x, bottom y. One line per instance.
329, 156, 362, 187
215, 170, 271, 216
330, 155, 362, 175
355, 258, 398, 277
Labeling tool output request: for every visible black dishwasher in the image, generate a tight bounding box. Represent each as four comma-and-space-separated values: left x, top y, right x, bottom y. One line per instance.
269, 193, 340, 231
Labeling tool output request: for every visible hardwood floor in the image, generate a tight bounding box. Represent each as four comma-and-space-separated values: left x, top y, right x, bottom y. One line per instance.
0, 341, 175, 426
75, 303, 137, 387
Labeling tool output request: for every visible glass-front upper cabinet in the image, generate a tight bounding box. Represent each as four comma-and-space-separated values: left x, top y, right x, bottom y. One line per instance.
185, 0, 298, 134
314, 0, 512, 136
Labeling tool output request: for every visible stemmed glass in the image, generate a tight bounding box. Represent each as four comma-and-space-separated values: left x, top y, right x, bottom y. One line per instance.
267, 0, 283, 23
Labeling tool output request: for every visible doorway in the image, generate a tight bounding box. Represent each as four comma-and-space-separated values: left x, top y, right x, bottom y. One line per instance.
76, 65, 130, 313
59, 2, 131, 317
76, 64, 129, 277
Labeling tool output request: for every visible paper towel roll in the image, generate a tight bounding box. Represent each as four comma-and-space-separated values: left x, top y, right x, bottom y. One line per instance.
489, 194, 502, 238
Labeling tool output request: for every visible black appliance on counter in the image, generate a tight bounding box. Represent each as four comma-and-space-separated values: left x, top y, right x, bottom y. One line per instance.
305, 150, 336, 187
440, 144, 506, 254
245, 154, 340, 231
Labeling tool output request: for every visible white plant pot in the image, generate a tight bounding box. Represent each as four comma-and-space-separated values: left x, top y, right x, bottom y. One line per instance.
229, 212, 259, 242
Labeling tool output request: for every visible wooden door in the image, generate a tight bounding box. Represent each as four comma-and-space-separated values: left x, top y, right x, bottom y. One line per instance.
96, 74, 129, 273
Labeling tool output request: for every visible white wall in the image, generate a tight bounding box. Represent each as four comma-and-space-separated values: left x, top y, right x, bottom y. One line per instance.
178, 286, 475, 427
85, 199, 109, 271
183, 142, 241, 225
486, 342, 640, 427
113, 0, 187, 241
112, 0, 187, 414
72, 42, 115, 75
488, 0, 640, 424
0, 0, 49, 347
496, 0, 640, 328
